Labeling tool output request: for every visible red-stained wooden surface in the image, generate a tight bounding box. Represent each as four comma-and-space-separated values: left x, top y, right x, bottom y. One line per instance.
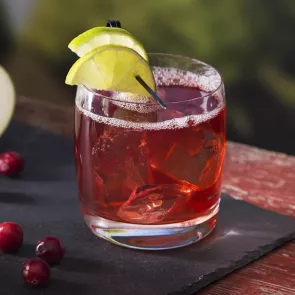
14, 96, 295, 295
199, 143, 295, 295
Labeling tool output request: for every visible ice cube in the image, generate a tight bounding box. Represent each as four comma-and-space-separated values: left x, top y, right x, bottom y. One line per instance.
149, 127, 206, 185
117, 183, 197, 224
92, 122, 152, 201
94, 173, 105, 197
92, 127, 124, 178
148, 128, 178, 166
198, 135, 225, 190
83, 172, 106, 216
179, 126, 206, 156
124, 157, 146, 190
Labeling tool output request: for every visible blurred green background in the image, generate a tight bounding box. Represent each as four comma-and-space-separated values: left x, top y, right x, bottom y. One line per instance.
1, 0, 295, 155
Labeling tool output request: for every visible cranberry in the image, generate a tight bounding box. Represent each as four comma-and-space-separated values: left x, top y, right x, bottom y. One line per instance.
36, 236, 65, 265
0, 152, 24, 176
22, 258, 50, 287
0, 222, 23, 252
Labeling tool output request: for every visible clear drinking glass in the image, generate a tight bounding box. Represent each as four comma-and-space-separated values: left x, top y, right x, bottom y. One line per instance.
74, 53, 226, 250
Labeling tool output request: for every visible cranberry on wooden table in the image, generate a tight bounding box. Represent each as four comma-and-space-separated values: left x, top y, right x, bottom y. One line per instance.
22, 258, 50, 287
0, 152, 24, 176
0, 222, 23, 253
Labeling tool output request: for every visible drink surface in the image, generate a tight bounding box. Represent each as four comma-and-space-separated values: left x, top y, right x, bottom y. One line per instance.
75, 68, 226, 225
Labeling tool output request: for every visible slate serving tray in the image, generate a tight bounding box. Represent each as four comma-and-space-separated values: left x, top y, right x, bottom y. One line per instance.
0, 121, 294, 295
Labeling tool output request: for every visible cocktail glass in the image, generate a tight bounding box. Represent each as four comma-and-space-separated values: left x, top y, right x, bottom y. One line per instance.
74, 53, 226, 250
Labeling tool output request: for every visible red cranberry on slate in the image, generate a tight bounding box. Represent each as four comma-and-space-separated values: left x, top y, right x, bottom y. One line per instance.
36, 236, 65, 265
22, 258, 50, 287
0, 152, 24, 176
0, 222, 23, 252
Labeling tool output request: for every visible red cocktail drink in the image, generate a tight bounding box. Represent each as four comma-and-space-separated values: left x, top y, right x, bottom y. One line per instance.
74, 56, 226, 250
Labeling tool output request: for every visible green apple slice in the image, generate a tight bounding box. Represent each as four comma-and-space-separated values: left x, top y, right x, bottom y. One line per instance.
0, 66, 15, 137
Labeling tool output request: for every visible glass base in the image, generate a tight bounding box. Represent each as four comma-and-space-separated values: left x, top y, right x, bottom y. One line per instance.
84, 202, 219, 250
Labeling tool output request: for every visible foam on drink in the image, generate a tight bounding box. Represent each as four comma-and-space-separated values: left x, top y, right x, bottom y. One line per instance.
76, 67, 224, 130
153, 66, 221, 92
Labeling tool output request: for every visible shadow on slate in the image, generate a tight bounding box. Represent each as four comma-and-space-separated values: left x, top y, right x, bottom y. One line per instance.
0, 121, 294, 295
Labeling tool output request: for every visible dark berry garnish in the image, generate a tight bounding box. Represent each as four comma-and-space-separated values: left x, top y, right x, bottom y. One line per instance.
36, 236, 65, 265
22, 258, 50, 287
0, 222, 23, 252
0, 152, 24, 176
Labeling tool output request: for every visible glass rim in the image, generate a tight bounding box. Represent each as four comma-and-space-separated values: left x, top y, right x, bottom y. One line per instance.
82, 52, 224, 106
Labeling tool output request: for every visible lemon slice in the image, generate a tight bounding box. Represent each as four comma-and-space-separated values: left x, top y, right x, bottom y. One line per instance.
68, 27, 148, 61
0, 66, 15, 137
65, 45, 155, 97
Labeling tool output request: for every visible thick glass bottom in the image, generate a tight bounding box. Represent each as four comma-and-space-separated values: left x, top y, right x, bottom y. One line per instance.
84, 202, 219, 250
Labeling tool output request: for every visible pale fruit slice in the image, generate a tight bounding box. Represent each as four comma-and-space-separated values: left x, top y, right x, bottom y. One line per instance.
68, 27, 148, 61
65, 45, 156, 97
0, 66, 15, 137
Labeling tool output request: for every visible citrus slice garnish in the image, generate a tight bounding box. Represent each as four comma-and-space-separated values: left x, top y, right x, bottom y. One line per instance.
0, 66, 15, 137
68, 27, 148, 61
65, 45, 155, 97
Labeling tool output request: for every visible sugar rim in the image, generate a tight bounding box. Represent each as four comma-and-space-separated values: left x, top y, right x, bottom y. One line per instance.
76, 99, 224, 131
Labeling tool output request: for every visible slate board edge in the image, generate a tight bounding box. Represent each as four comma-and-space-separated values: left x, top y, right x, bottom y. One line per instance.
169, 231, 295, 295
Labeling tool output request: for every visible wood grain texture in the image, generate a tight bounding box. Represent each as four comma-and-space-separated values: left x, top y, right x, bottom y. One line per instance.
14, 96, 295, 295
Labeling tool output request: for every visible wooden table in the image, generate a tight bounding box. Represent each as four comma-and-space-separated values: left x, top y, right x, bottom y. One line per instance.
14, 96, 295, 295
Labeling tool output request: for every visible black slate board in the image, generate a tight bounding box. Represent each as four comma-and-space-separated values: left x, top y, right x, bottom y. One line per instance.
0, 121, 294, 295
